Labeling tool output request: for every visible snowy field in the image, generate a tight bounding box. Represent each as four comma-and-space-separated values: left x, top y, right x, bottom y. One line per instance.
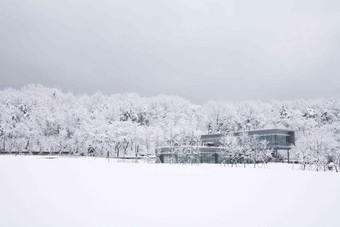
0, 156, 339, 227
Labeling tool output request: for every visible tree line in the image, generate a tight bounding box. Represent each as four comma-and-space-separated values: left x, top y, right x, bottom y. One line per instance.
0, 85, 339, 169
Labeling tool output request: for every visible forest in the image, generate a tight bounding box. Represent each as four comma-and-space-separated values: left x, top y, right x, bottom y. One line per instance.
0, 85, 339, 168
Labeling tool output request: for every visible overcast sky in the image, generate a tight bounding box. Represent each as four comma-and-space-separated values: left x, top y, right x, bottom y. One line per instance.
1, 0, 340, 103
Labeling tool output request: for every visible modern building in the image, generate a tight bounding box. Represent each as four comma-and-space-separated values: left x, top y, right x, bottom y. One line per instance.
157, 129, 295, 164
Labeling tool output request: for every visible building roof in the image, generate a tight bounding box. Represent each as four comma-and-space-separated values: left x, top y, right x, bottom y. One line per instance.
201, 128, 294, 138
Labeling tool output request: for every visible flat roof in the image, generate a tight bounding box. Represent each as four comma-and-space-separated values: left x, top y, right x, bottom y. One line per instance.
235, 128, 294, 135
201, 128, 294, 138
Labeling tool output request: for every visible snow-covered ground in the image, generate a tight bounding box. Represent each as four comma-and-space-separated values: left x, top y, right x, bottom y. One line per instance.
0, 156, 339, 227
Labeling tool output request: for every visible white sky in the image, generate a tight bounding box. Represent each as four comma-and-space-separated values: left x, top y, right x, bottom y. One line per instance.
1, 0, 340, 103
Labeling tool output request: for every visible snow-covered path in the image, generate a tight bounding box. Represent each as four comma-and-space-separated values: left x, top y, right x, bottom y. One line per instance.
0, 156, 339, 227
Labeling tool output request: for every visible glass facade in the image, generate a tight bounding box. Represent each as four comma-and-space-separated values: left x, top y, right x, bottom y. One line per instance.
257, 133, 291, 146
159, 150, 252, 164
201, 130, 294, 148
162, 154, 178, 163
159, 150, 221, 164
201, 137, 222, 146
200, 152, 218, 163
